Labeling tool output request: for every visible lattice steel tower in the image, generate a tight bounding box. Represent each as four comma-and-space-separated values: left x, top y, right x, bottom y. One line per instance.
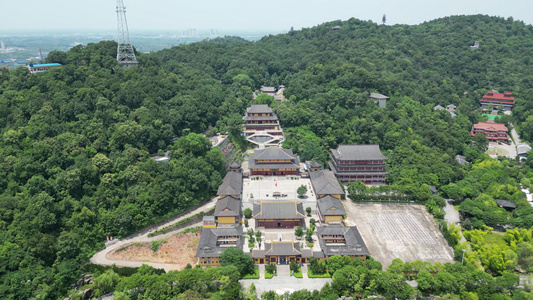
116, 0, 138, 68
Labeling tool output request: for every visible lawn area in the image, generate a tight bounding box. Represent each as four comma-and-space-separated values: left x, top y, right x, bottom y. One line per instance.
485, 231, 507, 247
482, 114, 502, 121
293, 268, 303, 278
307, 268, 331, 278
242, 266, 260, 279
265, 270, 275, 279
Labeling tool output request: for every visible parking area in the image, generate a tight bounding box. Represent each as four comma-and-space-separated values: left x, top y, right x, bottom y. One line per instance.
487, 141, 516, 159
344, 202, 454, 268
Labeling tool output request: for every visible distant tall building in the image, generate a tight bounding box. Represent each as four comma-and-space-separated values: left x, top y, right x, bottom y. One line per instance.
116, 0, 138, 68
0, 41, 5, 53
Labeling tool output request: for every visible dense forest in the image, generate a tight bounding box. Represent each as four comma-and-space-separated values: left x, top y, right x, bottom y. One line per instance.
1, 14, 533, 299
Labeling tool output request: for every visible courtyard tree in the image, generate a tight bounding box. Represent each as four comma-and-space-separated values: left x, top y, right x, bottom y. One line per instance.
306, 207, 312, 216
290, 260, 300, 274
294, 226, 304, 239
297, 185, 308, 198
306, 227, 314, 242
244, 208, 253, 219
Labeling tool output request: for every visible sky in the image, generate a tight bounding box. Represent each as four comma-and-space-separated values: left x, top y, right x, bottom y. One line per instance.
1, 0, 532, 33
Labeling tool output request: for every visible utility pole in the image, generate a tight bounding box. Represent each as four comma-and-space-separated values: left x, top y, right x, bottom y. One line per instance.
116, 0, 138, 68
461, 249, 466, 264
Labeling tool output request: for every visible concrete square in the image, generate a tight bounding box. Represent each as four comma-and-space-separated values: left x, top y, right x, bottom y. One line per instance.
343, 202, 454, 268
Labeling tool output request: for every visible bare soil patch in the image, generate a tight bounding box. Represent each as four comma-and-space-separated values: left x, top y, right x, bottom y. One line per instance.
107, 231, 200, 269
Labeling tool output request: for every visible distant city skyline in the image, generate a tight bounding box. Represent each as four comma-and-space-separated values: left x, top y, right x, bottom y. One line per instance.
1, 0, 531, 33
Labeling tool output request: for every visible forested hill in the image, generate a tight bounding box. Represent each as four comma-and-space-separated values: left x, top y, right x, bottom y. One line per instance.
0, 14, 533, 298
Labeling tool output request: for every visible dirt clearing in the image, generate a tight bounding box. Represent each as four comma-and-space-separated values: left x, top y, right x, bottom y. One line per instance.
107, 230, 200, 269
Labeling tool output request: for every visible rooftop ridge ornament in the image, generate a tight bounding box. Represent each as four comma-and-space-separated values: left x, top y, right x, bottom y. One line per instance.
116, 0, 138, 68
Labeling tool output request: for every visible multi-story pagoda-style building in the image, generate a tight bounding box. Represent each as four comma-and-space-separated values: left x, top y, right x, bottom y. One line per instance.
480, 90, 515, 111
242, 104, 284, 147
248, 147, 300, 176
471, 122, 509, 142
329, 144, 388, 184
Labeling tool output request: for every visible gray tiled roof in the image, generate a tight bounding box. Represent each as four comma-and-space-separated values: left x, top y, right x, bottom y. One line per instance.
517, 143, 532, 155
455, 155, 468, 165
331, 145, 386, 161
261, 86, 276, 93
317, 196, 346, 216
253, 201, 305, 219
195, 227, 244, 258
214, 196, 242, 217
251, 249, 266, 258
369, 93, 389, 100
217, 171, 242, 196
496, 199, 516, 209
247, 104, 273, 113
248, 147, 300, 169
317, 225, 370, 257
310, 170, 344, 195
301, 249, 313, 258
264, 242, 301, 256
254, 147, 297, 160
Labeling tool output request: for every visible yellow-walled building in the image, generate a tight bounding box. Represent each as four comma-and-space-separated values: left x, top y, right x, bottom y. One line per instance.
309, 170, 345, 200
195, 227, 244, 266
214, 196, 241, 225
316, 195, 346, 225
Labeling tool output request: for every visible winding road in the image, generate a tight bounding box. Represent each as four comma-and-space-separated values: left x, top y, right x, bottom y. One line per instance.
89, 198, 217, 272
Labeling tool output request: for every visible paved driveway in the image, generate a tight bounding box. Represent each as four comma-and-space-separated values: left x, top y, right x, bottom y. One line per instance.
241, 276, 332, 295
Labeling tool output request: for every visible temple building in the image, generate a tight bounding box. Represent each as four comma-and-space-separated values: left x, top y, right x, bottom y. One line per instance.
480, 90, 515, 111
248, 147, 300, 176
316, 195, 346, 224
214, 196, 242, 226
369, 93, 388, 108
316, 225, 369, 259
195, 227, 244, 266
329, 144, 388, 184
471, 122, 509, 142
252, 200, 305, 229
217, 170, 243, 199
251, 241, 315, 264
242, 104, 284, 147
309, 170, 345, 199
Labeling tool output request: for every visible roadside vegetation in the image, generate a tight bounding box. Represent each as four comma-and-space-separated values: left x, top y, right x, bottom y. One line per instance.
1, 14, 533, 299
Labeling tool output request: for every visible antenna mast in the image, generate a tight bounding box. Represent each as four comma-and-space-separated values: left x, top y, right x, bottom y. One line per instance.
116, 0, 138, 68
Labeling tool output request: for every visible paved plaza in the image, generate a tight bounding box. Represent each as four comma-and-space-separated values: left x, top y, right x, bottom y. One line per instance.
344, 202, 454, 268
241, 276, 332, 295
241, 177, 317, 212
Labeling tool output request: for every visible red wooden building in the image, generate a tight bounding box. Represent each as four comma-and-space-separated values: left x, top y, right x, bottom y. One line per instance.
471, 122, 509, 142
480, 90, 515, 111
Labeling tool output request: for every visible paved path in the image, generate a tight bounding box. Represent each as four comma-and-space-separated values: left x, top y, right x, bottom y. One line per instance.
258, 264, 265, 279
443, 200, 460, 224
511, 124, 521, 145
90, 198, 217, 272
241, 276, 332, 295
443, 200, 466, 242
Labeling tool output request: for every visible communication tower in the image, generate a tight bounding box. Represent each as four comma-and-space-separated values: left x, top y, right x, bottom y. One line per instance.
116, 0, 138, 68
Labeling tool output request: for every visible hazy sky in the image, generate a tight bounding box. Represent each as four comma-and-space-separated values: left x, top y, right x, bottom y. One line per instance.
1, 0, 532, 32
